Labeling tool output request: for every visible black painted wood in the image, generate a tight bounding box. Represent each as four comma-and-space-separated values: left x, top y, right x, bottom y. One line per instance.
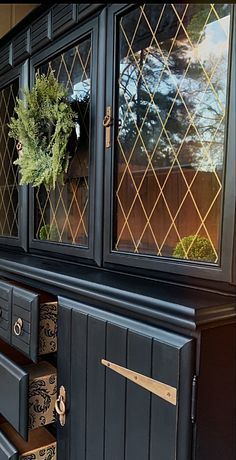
59, 298, 194, 460
70, 310, 87, 460
86, 315, 106, 460
31, 12, 52, 53
0, 251, 235, 336
104, 322, 127, 460
195, 324, 236, 460
150, 341, 179, 460
0, 281, 12, 344
12, 30, 30, 66
0, 353, 28, 441
57, 300, 72, 460
125, 331, 152, 460
77, 4, 104, 23
0, 431, 17, 460
0, 45, 12, 75
11, 287, 39, 363
52, 4, 77, 37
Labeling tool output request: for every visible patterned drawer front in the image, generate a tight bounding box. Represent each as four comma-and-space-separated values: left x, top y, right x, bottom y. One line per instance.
0, 424, 56, 460
0, 353, 57, 441
0, 282, 12, 343
12, 287, 57, 363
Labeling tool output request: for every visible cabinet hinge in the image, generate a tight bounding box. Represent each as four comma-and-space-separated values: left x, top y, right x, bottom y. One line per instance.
191, 375, 197, 424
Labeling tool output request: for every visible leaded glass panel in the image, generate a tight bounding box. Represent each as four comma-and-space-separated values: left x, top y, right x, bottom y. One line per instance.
0, 80, 19, 237
114, 3, 231, 263
34, 37, 91, 246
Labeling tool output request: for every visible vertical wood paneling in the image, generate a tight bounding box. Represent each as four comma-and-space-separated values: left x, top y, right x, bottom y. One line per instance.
57, 304, 72, 460
70, 310, 88, 460
125, 331, 152, 460
59, 299, 193, 460
86, 316, 106, 460
150, 341, 179, 460
105, 322, 127, 460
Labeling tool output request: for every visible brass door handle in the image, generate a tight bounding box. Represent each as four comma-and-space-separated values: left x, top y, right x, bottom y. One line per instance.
13, 318, 23, 336
103, 106, 113, 148
55, 385, 66, 426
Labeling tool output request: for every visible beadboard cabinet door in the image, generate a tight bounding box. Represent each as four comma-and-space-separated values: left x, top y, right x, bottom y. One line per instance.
57, 298, 194, 460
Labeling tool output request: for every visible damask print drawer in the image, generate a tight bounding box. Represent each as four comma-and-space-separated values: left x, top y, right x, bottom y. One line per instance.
0, 423, 56, 460
11, 286, 57, 363
0, 354, 57, 441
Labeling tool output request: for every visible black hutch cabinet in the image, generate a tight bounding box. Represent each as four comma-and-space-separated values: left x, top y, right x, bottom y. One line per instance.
0, 3, 235, 460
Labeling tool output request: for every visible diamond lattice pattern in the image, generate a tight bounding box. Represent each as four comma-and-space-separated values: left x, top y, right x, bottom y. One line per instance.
0, 80, 19, 237
114, 3, 231, 263
35, 38, 91, 246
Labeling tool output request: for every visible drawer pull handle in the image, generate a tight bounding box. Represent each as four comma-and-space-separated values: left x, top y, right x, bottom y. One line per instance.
13, 318, 23, 336
101, 359, 177, 406
55, 385, 66, 426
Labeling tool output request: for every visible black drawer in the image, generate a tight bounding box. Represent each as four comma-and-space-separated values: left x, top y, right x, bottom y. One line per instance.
11, 286, 57, 363
0, 282, 12, 343
0, 353, 57, 441
0, 423, 56, 460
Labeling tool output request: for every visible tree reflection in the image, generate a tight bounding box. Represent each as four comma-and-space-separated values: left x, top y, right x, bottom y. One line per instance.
118, 4, 230, 172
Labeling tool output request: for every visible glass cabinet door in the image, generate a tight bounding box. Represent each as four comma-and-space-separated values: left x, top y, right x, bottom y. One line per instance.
104, 3, 234, 280
0, 80, 19, 240
30, 19, 101, 262
34, 38, 91, 247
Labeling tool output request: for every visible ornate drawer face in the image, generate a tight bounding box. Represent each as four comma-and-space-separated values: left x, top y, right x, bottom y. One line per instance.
0, 281, 12, 343
0, 423, 56, 460
11, 286, 57, 363
0, 353, 57, 441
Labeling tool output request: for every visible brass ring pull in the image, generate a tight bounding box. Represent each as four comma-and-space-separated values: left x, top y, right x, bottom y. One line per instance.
55, 396, 65, 416
13, 318, 23, 336
55, 386, 66, 426
16, 142, 22, 151
103, 114, 113, 127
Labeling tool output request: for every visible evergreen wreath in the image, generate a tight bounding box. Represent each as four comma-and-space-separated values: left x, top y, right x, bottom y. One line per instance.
8, 70, 77, 189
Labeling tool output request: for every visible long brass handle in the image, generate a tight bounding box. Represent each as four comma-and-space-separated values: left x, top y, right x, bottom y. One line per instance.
103, 106, 113, 148
55, 385, 66, 426
101, 359, 177, 406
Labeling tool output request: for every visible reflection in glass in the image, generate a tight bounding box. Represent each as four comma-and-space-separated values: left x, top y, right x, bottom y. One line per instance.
35, 38, 91, 246
0, 80, 19, 237
114, 3, 231, 263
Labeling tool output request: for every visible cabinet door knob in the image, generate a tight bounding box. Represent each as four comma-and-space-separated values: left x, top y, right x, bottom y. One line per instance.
13, 318, 23, 336
55, 385, 66, 426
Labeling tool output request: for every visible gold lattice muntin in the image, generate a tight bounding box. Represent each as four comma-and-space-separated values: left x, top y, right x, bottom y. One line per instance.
35, 38, 91, 246
0, 80, 19, 237
114, 3, 231, 263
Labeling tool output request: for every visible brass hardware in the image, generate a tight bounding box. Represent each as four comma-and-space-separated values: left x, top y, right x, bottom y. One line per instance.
13, 318, 23, 336
103, 106, 113, 148
16, 142, 23, 158
101, 359, 177, 406
55, 385, 66, 426
16, 142, 22, 151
